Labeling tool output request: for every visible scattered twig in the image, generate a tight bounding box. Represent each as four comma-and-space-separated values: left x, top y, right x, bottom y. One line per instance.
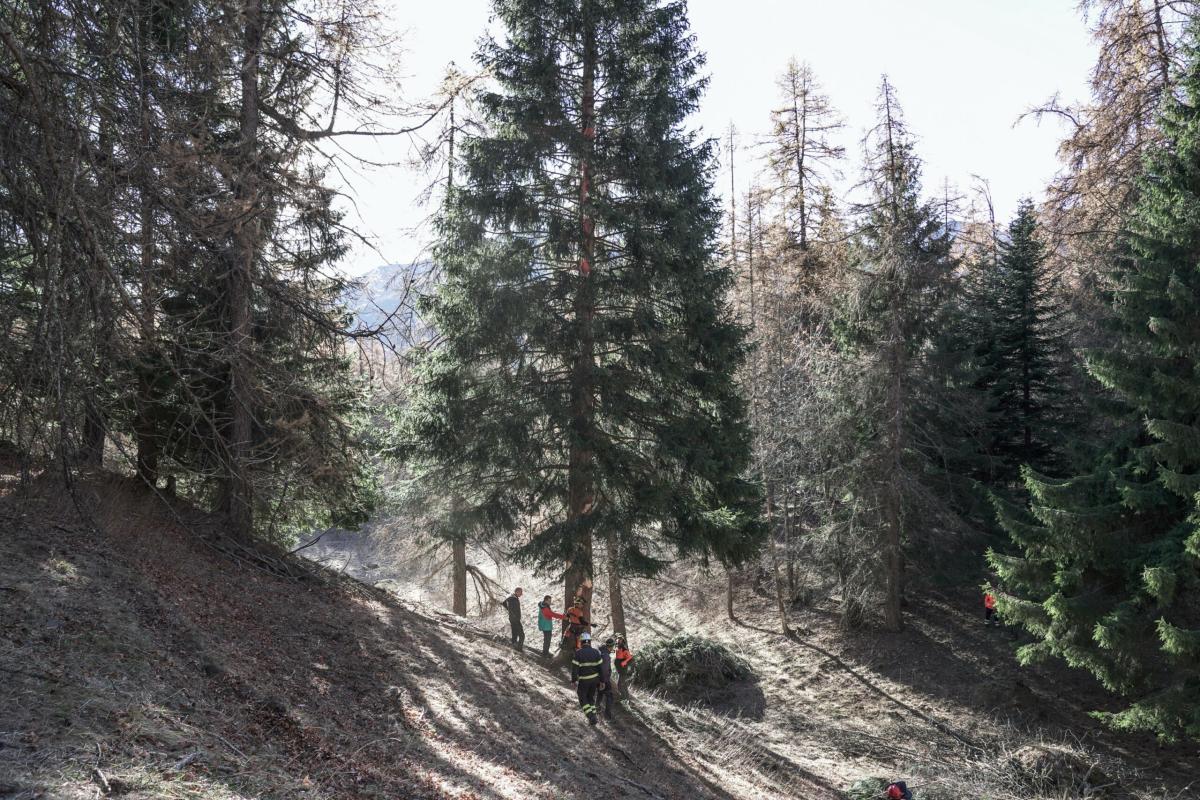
170, 751, 203, 771
212, 732, 247, 762
619, 776, 665, 799
89, 767, 110, 794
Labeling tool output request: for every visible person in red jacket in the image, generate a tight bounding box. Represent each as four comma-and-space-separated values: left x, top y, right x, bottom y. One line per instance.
984, 590, 998, 626
537, 595, 566, 657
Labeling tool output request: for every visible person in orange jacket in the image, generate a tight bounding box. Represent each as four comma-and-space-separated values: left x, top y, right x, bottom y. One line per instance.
984, 590, 999, 626
613, 634, 634, 698
562, 597, 591, 652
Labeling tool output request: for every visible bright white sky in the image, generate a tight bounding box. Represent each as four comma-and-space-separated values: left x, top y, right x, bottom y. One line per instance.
337, 0, 1096, 275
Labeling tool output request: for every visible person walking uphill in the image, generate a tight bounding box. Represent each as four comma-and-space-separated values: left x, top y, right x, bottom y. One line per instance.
571, 632, 609, 725
537, 595, 566, 658
502, 587, 524, 651
598, 638, 616, 719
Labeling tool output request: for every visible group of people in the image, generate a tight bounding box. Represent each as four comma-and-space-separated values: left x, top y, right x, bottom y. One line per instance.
501, 587, 635, 725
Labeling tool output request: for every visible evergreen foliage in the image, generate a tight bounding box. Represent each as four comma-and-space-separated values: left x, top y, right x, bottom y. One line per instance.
635, 633, 753, 692
831, 78, 961, 630
967, 201, 1074, 484
0, 0, 386, 542
991, 23, 1200, 740
403, 0, 763, 598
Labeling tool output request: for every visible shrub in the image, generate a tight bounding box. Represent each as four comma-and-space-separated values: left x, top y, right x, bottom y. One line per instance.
634, 633, 753, 693
845, 777, 887, 800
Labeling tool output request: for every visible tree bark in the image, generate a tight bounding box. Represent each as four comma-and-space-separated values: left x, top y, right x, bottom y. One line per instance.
883, 333, 904, 633
606, 527, 626, 638
725, 565, 735, 621
564, 3, 597, 619
135, 181, 158, 487
224, 0, 262, 539
784, 490, 795, 597
452, 536, 467, 616
768, 484, 792, 636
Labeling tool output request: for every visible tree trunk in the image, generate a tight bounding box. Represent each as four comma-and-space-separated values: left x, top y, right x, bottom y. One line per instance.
225, 0, 262, 539
80, 403, 106, 467
725, 565, 736, 621
135, 197, 159, 487
563, 4, 597, 623
134, 28, 159, 488
606, 527, 626, 638
767, 484, 792, 636
784, 491, 795, 597
883, 335, 904, 633
451, 536, 467, 616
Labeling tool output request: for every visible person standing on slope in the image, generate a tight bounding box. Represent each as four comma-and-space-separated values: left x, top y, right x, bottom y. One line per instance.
502, 587, 524, 652
597, 637, 616, 720
570, 632, 608, 725
537, 595, 566, 658
614, 635, 634, 698
562, 597, 591, 653
983, 589, 998, 627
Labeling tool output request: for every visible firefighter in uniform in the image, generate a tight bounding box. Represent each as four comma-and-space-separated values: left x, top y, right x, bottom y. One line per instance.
570, 632, 608, 725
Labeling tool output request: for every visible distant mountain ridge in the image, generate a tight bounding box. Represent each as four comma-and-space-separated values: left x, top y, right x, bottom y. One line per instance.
343, 260, 436, 344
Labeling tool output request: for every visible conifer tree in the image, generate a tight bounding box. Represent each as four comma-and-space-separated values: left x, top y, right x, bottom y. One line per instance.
975, 201, 1074, 483
839, 78, 959, 631
992, 23, 1200, 741
405, 0, 762, 622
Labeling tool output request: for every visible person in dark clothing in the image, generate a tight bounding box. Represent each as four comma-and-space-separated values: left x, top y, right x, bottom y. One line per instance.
537, 595, 566, 657
501, 587, 524, 651
597, 637, 616, 719
885, 781, 913, 800
570, 632, 608, 725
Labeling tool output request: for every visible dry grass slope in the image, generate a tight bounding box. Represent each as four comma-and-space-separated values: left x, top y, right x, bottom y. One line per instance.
1, 470, 1196, 800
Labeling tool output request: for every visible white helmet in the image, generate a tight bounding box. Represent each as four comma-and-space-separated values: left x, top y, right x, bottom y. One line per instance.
579, 632, 592, 643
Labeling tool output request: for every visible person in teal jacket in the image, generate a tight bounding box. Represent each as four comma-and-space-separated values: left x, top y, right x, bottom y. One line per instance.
537, 595, 566, 657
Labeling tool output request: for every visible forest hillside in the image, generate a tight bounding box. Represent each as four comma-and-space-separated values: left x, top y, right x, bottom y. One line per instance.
6, 0, 1200, 797
2, 466, 1194, 800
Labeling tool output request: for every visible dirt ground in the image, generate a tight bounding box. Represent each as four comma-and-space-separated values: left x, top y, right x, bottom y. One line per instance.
1, 472, 1197, 800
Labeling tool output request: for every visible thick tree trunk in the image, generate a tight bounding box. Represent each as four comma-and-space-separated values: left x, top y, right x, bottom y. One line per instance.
80, 404, 106, 466
606, 527, 626, 637
224, 0, 262, 538
563, 4, 597, 625
135, 203, 159, 486
451, 536, 468, 616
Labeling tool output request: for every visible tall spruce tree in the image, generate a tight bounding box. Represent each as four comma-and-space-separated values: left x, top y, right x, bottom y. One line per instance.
405, 0, 762, 623
838, 78, 959, 631
976, 201, 1074, 483
991, 23, 1200, 741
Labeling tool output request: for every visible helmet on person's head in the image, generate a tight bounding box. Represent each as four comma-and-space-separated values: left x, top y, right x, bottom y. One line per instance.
574, 597, 586, 606
886, 785, 903, 800
603, 637, 615, 648
580, 632, 592, 643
